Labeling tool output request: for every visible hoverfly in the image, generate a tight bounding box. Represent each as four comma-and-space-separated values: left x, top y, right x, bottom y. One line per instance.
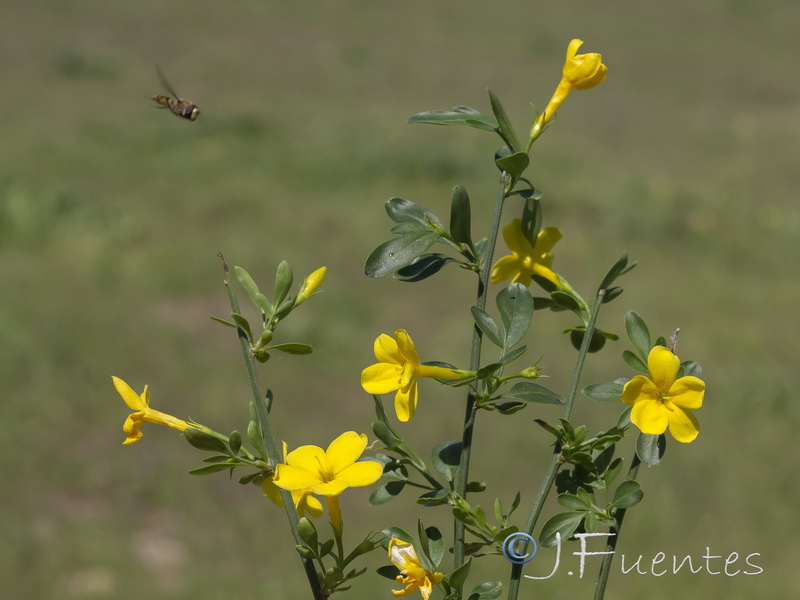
151, 65, 200, 121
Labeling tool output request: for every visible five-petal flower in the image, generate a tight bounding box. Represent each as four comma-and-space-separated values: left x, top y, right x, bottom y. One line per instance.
490, 218, 563, 288
113, 376, 191, 445
273, 431, 382, 497
621, 346, 705, 443
262, 441, 324, 518
361, 329, 464, 422
388, 538, 443, 600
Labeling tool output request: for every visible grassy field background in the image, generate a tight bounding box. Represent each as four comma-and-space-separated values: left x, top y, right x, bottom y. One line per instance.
2, 0, 799, 598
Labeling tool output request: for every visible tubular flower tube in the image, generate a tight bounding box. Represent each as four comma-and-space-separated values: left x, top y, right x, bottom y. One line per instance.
112, 376, 191, 445
273, 432, 382, 528
529, 38, 607, 144
262, 442, 324, 518
296, 266, 327, 305
388, 538, 443, 600
490, 219, 563, 287
361, 329, 467, 422
621, 346, 706, 443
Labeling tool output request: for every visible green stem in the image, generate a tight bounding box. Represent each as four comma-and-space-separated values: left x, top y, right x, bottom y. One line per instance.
454, 174, 507, 568
506, 289, 606, 600
594, 451, 642, 600
218, 254, 325, 600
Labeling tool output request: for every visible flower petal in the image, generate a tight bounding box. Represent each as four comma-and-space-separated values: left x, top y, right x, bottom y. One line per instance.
630, 397, 669, 435
502, 219, 536, 256
326, 431, 367, 474
530, 263, 562, 287
295, 492, 323, 518
361, 363, 403, 394
374, 333, 402, 364
262, 475, 285, 508
394, 383, 418, 422
669, 376, 705, 409
647, 346, 680, 390
621, 375, 658, 406
389, 538, 420, 571
394, 329, 420, 365
285, 444, 326, 471
122, 413, 145, 445
490, 255, 523, 283
666, 404, 700, 443
311, 479, 349, 496
535, 227, 563, 254
113, 376, 147, 410
565, 39, 584, 63
335, 460, 383, 488
273, 464, 321, 491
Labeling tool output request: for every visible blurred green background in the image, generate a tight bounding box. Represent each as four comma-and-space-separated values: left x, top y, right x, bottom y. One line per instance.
2, 0, 798, 598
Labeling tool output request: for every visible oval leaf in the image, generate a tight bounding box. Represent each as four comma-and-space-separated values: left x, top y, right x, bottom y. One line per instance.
407, 106, 498, 132
582, 382, 624, 403
386, 197, 445, 230
395, 253, 454, 282
503, 381, 563, 405
539, 511, 585, 547
365, 231, 441, 278
467, 581, 503, 600
625, 312, 651, 360
470, 306, 503, 348
450, 185, 473, 248
496, 284, 534, 349
636, 432, 666, 466
432, 440, 462, 482
611, 480, 644, 508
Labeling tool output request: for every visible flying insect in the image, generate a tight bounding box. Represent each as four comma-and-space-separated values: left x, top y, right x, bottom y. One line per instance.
151, 65, 200, 121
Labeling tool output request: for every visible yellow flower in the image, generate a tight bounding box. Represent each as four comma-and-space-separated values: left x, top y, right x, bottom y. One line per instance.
388, 538, 443, 600
529, 39, 607, 143
621, 347, 705, 443
361, 329, 464, 422
112, 376, 191, 445
296, 266, 327, 305
273, 431, 382, 531
490, 219, 563, 287
262, 442, 324, 518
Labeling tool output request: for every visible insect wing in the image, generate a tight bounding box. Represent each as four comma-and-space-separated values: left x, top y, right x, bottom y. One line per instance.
155, 64, 181, 100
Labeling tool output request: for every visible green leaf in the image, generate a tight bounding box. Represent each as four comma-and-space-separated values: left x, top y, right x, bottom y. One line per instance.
228, 430, 242, 455
605, 457, 624, 486
625, 312, 651, 360
617, 406, 632, 429
496, 284, 534, 349
407, 106, 498, 132
432, 440, 462, 482
297, 517, 318, 547
602, 287, 624, 303
521, 198, 542, 249
188, 463, 233, 476
498, 345, 527, 366
470, 306, 503, 348
503, 381, 563, 404
599, 253, 636, 290
467, 581, 502, 600
372, 419, 401, 450
386, 197, 445, 230
377, 565, 401, 580
230, 313, 253, 341
495, 151, 530, 178
582, 382, 624, 403
612, 480, 644, 508
395, 254, 454, 282
234, 266, 261, 304
210, 316, 237, 328
539, 511, 585, 547
364, 231, 441, 278
274, 261, 293, 307
557, 492, 591, 511
488, 88, 521, 150
681, 360, 703, 378
494, 401, 527, 415
418, 522, 444, 568
267, 343, 313, 355
381, 526, 414, 547
369, 481, 406, 505
551, 291, 582, 313
623, 350, 648, 373
184, 428, 229, 454
449, 185, 473, 248
636, 433, 666, 466
447, 557, 472, 593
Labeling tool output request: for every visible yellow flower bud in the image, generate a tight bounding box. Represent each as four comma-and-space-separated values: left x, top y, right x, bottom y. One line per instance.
528, 39, 607, 146
296, 266, 327, 305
